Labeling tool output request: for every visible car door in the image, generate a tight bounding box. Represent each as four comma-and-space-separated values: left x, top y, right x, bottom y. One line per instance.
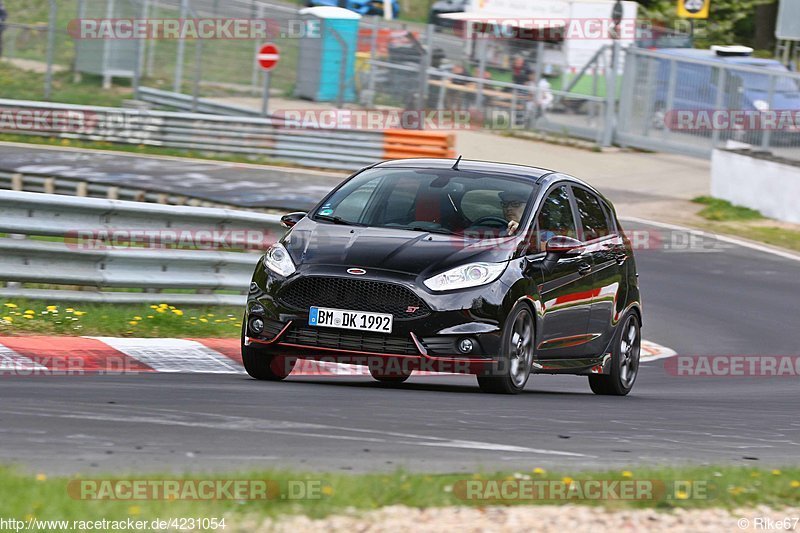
527, 184, 595, 360
570, 186, 627, 357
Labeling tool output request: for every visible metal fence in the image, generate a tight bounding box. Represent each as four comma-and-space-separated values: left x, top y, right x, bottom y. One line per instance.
617, 47, 800, 160
0, 189, 282, 305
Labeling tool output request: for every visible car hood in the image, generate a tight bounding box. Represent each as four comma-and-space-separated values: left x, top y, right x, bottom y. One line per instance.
283, 219, 519, 277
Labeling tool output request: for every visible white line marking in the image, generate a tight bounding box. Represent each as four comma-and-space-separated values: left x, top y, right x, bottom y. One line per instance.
620, 216, 800, 262
5, 405, 591, 457
88, 337, 241, 374
0, 344, 47, 371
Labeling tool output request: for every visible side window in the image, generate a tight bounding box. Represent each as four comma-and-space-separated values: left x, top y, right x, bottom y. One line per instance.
572, 187, 612, 241
533, 185, 577, 252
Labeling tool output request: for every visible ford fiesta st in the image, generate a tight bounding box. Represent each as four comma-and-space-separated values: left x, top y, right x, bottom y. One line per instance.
242, 159, 642, 395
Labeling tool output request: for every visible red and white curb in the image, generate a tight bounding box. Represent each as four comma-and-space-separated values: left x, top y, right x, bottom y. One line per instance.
0, 337, 677, 375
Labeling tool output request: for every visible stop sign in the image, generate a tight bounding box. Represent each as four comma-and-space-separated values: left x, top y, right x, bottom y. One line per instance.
257, 43, 280, 71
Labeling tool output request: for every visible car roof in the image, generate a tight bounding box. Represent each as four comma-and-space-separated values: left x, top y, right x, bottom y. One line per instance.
373, 158, 555, 179
372, 158, 607, 202
656, 48, 783, 67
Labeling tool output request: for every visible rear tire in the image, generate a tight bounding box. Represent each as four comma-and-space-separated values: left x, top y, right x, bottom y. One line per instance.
241, 319, 294, 381
588, 313, 640, 396
477, 304, 534, 394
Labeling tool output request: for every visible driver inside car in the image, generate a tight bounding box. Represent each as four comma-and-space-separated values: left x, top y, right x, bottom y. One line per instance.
499, 191, 528, 235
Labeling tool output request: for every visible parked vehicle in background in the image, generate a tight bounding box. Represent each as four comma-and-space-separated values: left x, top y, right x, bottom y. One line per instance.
429, 0, 468, 29
305, 0, 400, 18
652, 46, 800, 143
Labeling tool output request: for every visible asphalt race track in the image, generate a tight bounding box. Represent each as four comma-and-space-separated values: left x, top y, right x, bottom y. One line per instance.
1, 220, 798, 475
0, 144, 344, 210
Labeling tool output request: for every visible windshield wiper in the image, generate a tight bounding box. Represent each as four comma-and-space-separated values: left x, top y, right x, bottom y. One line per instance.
315, 214, 356, 226
405, 226, 456, 235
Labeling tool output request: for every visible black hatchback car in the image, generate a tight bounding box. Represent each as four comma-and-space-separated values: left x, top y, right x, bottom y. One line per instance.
242, 159, 642, 395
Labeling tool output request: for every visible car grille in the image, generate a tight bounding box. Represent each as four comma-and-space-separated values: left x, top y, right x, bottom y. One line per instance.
282, 326, 420, 356
278, 276, 430, 320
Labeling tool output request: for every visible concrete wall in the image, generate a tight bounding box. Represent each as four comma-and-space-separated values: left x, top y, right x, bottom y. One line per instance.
711, 149, 800, 224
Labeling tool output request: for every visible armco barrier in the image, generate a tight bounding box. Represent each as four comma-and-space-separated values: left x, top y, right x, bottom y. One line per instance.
0, 99, 456, 171
0, 190, 283, 305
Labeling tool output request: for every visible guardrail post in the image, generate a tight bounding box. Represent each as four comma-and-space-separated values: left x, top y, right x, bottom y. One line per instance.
43, 177, 55, 194
11, 174, 23, 191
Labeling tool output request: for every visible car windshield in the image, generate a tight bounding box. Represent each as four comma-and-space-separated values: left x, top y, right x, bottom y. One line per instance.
312, 168, 537, 236
733, 64, 800, 93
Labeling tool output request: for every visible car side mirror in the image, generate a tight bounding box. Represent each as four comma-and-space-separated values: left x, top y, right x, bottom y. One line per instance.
280, 212, 306, 229
545, 236, 583, 259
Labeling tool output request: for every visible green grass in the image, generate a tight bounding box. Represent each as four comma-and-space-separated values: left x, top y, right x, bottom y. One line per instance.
1, 466, 799, 526
693, 196, 765, 222
0, 300, 242, 337
691, 197, 800, 253
0, 62, 129, 106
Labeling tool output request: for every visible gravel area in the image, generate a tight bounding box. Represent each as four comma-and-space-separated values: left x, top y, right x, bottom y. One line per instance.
243, 505, 800, 532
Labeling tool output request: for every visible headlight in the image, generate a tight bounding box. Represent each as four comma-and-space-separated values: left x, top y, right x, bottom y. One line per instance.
753, 99, 770, 112
424, 262, 507, 291
263, 242, 295, 277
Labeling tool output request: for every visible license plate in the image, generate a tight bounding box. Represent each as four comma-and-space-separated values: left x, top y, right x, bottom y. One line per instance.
308, 307, 393, 334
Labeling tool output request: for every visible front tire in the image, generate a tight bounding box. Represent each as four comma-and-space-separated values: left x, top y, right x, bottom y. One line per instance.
241, 319, 295, 381
477, 304, 534, 394
588, 313, 640, 396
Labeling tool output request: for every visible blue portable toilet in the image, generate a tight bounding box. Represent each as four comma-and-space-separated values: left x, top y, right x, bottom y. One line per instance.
295, 7, 361, 103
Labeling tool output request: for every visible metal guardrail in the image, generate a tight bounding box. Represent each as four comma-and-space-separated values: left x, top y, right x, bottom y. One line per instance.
137, 87, 267, 117
0, 190, 284, 305
0, 99, 452, 171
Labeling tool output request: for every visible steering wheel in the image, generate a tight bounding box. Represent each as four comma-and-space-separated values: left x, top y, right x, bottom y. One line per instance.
471, 215, 509, 228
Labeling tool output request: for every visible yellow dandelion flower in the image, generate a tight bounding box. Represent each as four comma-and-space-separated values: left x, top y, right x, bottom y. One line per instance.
65, 308, 75, 313
147, 315, 154, 319
2, 316, 12, 323
35, 473, 47, 482
24, 310, 35, 315
621, 471, 633, 478
150, 305, 159, 309
3, 303, 18, 308
562, 476, 574, 485
158, 303, 168, 308
128, 321, 138, 326
772, 469, 782, 476
46, 305, 58, 311
790, 480, 800, 488
207, 313, 215, 317
199, 318, 208, 323
23, 315, 33, 320
128, 505, 141, 515
675, 490, 689, 500
156, 308, 166, 313
533, 467, 546, 476
321, 485, 334, 496
74, 311, 86, 316
133, 316, 142, 321
171, 309, 184, 316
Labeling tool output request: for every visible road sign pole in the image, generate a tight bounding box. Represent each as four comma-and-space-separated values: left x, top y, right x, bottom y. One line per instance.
262, 71, 271, 117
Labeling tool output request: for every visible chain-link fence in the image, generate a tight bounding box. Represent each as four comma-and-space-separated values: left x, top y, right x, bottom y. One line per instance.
617, 47, 800, 161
